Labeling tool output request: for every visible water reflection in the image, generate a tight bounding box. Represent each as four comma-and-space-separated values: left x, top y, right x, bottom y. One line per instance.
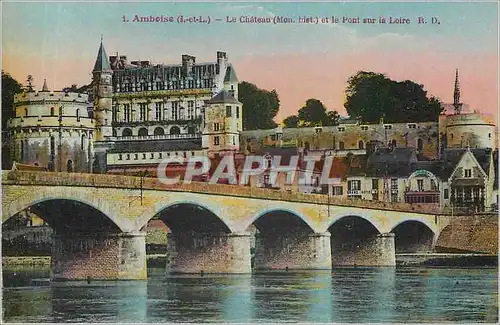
2, 266, 498, 323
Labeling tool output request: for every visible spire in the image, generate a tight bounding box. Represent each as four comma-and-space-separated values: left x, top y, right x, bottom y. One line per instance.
41, 79, 49, 92
92, 38, 112, 73
453, 69, 462, 114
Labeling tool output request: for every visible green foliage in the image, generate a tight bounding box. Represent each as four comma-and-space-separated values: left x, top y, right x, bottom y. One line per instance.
344, 71, 444, 123
239, 82, 279, 130
283, 115, 299, 128
297, 98, 339, 127
2, 71, 23, 130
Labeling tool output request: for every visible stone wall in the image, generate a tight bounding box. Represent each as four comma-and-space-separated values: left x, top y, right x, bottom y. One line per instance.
435, 214, 498, 254
166, 232, 251, 274
254, 232, 331, 270
331, 233, 396, 266
51, 232, 147, 280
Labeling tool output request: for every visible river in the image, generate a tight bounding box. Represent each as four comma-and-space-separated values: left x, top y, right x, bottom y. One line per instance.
2, 267, 498, 323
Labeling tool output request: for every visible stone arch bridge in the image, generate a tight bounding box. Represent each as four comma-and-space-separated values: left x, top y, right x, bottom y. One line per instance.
2, 171, 451, 280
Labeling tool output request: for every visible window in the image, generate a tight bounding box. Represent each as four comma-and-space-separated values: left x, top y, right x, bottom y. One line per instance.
171, 101, 179, 120
360, 125, 368, 131
384, 124, 393, 130
150, 153, 154, 159
339, 141, 345, 150
81, 134, 85, 150
464, 169, 472, 178
348, 180, 361, 191
444, 189, 449, 199
142, 153, 146, 159
236, 106, 240, 118
126, 154, 130, 160
407, 123, 417, 129
158, 153, 162, 158
372, 179, 378, 189
139, 103, 147, 121
391, 179, 398, 189
417, 179, 424, 191
50, 107, 55, 116
134, 154, 138, 160
226, 105, 232, 117
451, 134, 454, 140
155, 102, 162, 120
76, 109, 80, 122
154, 127, 164, 136
489, 133, 491, 138
187, 101, 194, 119
214, 136, 220, 145
338, 126, 345, 132
334, 186, 343, 196
417, 138, 423, 152
232, 136, 235, 145
187, 126, 195, 134
358, 140, 364, 150
170, 126, 180, 135
122, 128, 132, 137
118, 154, 123, 160
214, 123, 220, 132
123, 104, 131, 122
24, 108, 28, 117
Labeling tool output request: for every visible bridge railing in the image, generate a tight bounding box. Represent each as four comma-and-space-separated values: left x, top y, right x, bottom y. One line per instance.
2, 170, 445, 215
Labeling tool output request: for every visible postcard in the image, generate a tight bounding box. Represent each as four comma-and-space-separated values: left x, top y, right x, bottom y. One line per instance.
1, 1, 498, 323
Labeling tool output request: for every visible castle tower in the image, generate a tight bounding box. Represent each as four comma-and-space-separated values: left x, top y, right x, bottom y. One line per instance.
92, 38, 113, 140
202, 90, 243, 157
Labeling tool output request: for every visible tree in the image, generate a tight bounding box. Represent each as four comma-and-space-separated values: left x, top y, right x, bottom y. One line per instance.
298, 99, 330, 127
26, 75, 34, 92
326, 110, 340, 126
63, 84, 78, 92
283, 115, 299, 128
2, 71, 23, 130
239, 82, 279, 130
344, 71, 444, 123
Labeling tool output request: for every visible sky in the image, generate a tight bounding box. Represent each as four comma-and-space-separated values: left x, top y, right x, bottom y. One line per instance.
2, 1, 498, 123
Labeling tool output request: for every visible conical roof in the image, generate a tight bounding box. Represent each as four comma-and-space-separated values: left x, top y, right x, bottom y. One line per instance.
93, 41, 112, 73
224, 64, 238, 83
41, 79, 49, 92
207, 90, 241, 105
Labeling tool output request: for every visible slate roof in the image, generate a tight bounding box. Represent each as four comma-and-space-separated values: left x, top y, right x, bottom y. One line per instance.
364, 147, 418, 177
93, 41, 112, 73
207, 90, 241, 105
109, 139, 202, 153
438, 148, 493, 180
224, 64, 238, 83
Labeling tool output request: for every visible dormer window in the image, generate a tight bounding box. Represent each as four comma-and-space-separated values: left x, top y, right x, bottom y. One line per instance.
338, 126, 346, 132
384, 124, 393, 130
315, 127, 322, 133
360, 125, 368, 131
407, 123, 417, 129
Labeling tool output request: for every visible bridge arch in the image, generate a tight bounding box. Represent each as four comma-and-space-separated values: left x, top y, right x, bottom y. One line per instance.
2, 187, 127, 232
390, 219, 436, 253
327, 214, 383, 234
141, 200, 233, 233
245, 207, 318, 233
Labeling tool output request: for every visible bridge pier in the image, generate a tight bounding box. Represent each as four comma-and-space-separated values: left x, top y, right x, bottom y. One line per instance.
51, 231, 147, 281
331, 233, 396, 267
166, 232, 251, 274
254, 232, 332, 270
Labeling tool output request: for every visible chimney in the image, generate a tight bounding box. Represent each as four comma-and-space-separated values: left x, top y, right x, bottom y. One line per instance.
182, 54, 195, 76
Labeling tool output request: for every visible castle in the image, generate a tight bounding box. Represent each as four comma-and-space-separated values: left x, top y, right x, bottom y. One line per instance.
5, 43, 498, 212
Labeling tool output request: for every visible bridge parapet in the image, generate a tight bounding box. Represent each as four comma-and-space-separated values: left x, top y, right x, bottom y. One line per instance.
2, 170, 444, 215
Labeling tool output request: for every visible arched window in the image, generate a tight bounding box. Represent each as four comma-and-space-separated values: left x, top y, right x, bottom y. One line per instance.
67, 160, 74, 173
76, 108, 80, 122
170, 126, 181, 135
81, 134, 85, 149
50, 107, 55, 116
154, 127, 164, 136
122, 128, 132, 137
339, 141, 345, 150
358, 140, 364, 150
417, 138, 423, 152
138, 128, 148, 136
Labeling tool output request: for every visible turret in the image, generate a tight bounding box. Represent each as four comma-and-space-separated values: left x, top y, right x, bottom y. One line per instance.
202, 90, 242, 157
92, 38, 113, 140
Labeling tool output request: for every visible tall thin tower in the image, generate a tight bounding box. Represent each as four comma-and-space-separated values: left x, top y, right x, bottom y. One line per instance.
453, 69, 462, 114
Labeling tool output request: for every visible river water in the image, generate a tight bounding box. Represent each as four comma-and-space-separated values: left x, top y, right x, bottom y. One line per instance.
2, 267, 498, 323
